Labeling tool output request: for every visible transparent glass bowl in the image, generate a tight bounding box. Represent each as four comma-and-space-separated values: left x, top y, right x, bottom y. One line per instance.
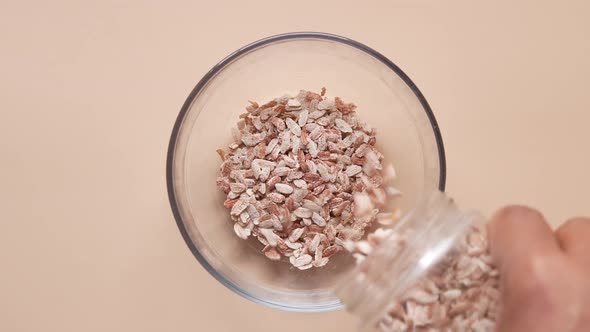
166, 32, 446, 312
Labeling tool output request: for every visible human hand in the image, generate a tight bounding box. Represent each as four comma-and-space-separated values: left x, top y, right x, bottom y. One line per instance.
488, 206, 590, 332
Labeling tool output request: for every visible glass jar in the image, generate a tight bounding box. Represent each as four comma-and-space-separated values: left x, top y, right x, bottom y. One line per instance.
336, 191, 500, 332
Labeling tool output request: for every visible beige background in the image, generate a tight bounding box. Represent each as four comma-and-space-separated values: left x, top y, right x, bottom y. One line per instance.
2, 1, 589, 331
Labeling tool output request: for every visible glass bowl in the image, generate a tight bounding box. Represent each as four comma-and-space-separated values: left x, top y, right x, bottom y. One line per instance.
166, 32, 446, 312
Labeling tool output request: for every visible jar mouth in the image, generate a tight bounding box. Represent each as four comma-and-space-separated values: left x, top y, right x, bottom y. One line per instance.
335, 191, 479, 330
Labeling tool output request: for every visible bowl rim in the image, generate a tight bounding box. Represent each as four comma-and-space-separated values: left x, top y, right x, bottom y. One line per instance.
166, 31, 447, 312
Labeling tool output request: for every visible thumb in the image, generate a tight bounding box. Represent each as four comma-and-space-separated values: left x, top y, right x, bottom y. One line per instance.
488, 206, 563, 332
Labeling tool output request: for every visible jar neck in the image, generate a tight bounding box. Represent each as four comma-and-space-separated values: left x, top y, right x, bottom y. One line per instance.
336, 191, 481, 331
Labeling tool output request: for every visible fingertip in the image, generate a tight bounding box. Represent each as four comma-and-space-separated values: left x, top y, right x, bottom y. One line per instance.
489, 205, 545, 230
555, 217, 590, 242
487, 205, 558, 269
488, 205, 544, 249
555, 217, 590, 268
